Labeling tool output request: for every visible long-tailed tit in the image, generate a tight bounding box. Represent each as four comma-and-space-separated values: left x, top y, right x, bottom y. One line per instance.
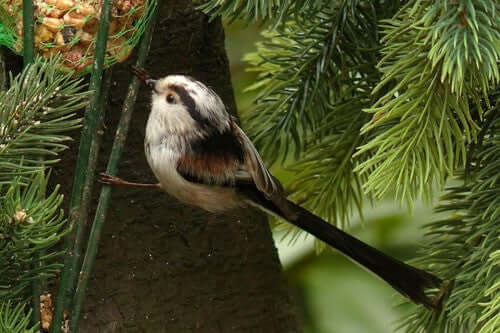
100, 67, 446, 310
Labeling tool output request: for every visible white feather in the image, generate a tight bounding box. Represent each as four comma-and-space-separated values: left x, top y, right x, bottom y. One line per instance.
144, 77, 242, 212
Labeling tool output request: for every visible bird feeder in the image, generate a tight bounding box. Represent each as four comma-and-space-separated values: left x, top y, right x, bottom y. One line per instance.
0, 0, 155, 74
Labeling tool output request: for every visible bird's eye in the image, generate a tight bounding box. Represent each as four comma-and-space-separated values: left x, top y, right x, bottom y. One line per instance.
166, 94, 175, 104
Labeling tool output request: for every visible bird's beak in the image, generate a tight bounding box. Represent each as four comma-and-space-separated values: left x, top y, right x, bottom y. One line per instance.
130, 65, 157, 91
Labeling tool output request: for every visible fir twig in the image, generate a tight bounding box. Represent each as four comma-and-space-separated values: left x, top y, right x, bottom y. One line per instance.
199, 0, 328, 25
398, 92, 499, 332
244, 1, 380, 162
242, 1, 397, 233
0, 301, 37, 333
355, 0, 499, 207
0, 57, 89, 184
0, 58, 89, 186
0, 172, 68, 302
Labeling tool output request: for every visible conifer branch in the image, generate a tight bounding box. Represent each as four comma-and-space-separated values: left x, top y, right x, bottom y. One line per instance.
0, 301, 37, 332
399, 92, 499, 332
478, 248, 500, 333
199, 0, 329, 25
0, 172, 68, 301
241, 1, 400, 227
0, 57, 90, 185
355, 0, 499, 206
244, 1, 380, 162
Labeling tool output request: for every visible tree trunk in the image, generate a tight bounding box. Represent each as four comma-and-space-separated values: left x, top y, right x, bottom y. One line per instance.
42, 2, 299, 332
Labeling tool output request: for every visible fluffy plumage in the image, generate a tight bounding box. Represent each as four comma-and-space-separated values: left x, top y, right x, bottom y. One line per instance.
129, 68, 446, 309
144, 75, 281, 211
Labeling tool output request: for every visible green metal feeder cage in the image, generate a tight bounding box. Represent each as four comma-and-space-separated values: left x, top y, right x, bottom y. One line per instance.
0, 0, 156, 75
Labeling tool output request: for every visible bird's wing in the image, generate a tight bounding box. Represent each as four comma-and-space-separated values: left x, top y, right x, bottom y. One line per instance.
231, 122, 283, 198
175, 120, 282, 199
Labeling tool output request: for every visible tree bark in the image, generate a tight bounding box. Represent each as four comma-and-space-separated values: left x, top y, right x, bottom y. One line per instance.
43, 2, 299, 332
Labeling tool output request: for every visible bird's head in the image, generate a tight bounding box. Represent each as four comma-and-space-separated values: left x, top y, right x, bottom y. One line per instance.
131, 66, 231, 136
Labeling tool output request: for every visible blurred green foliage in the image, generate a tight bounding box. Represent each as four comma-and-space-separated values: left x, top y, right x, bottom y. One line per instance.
281, 204, 435, 332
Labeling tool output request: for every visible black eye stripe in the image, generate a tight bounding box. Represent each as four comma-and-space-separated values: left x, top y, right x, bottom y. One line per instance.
169, 84, 211, 128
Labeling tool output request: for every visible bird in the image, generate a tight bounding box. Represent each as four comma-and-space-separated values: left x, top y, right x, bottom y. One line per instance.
99, 66, 446, 310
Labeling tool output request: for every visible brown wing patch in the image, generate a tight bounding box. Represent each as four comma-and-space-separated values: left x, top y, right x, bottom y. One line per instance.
177, 126, 245, 185
177, 152, 240, 181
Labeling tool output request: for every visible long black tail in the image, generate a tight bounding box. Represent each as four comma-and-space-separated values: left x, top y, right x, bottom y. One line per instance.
246, 191, 444, 309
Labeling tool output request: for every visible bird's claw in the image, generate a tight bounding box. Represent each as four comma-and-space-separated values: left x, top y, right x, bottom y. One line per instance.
98, 172, 124, 185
